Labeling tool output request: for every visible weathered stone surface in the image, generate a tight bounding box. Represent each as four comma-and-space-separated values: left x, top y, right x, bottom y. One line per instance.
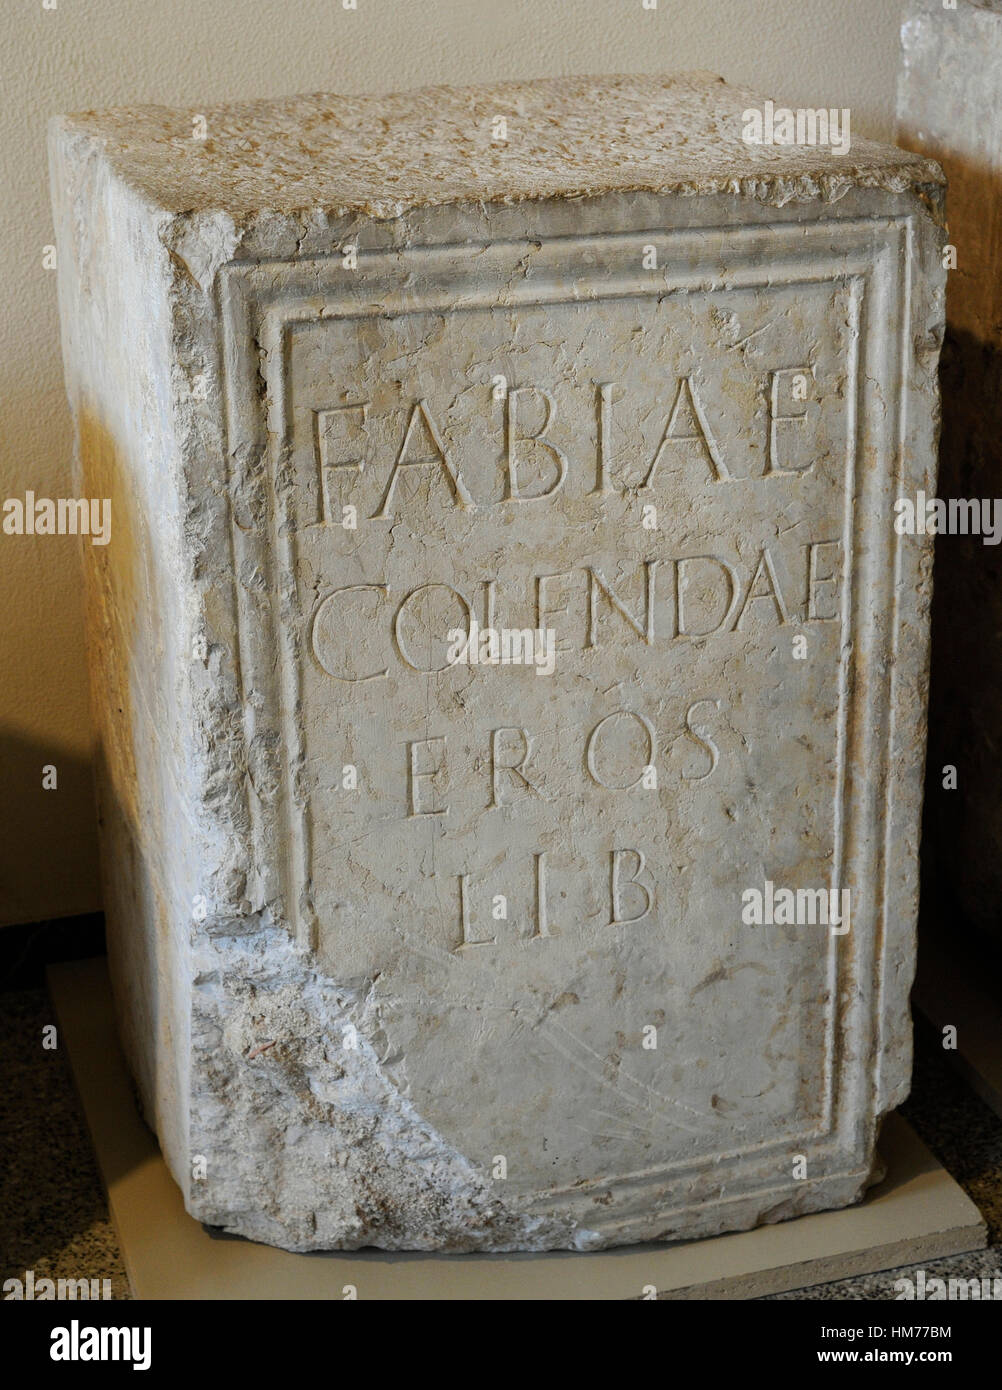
898, 2, 1002, 950
50, 74, 945, 1252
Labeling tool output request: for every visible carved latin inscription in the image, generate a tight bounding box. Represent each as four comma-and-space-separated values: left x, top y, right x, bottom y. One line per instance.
312, 370, 816, 520
291, 278, 852, 981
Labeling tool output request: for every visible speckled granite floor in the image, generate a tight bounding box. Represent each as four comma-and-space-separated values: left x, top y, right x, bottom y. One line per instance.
1, 981, 999, 1300
1, 985, 130, 1299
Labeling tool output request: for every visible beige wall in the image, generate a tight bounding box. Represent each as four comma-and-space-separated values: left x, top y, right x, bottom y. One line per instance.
0, 0, 904, 926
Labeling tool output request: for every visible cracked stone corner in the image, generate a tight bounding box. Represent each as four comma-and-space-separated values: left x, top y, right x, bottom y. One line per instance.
186, 918, 587, 1252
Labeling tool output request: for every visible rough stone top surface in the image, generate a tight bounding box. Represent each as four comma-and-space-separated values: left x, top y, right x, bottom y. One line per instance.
53, 72, 942, 221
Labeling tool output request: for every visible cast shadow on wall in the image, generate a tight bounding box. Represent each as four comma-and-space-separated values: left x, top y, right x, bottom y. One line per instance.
920, 326, 1002, 988
0, 727, 100, 929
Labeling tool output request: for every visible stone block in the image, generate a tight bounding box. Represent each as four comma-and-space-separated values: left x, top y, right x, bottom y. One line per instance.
50, 74, 945, 1251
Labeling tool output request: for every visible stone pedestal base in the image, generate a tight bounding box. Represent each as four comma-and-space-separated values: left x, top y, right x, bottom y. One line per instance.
51, 75, 946, 1251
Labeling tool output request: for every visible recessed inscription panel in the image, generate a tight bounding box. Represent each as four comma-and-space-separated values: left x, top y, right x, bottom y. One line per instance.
275, 270, 857, 1193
